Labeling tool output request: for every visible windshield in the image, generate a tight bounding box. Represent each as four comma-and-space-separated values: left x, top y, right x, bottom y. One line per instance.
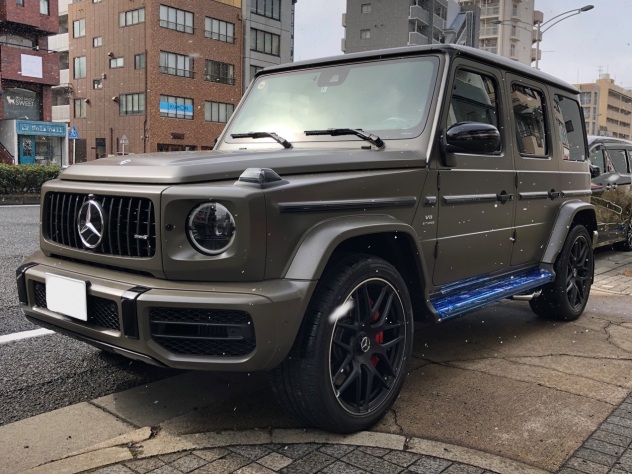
226, 56, 440, 144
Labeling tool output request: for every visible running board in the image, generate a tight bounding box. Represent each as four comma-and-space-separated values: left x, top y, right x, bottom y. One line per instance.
431, 268, 554, 321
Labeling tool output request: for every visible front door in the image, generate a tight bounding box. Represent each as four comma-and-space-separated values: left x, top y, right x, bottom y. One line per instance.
18, 136, 35, 165
433, 61, 515, 286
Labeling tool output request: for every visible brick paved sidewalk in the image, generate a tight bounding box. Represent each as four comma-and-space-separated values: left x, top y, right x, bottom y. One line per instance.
593, 251, 632, 295
87, 443, 497, 474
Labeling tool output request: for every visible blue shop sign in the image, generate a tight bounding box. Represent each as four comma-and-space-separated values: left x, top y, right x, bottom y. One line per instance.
16, 120, 66, 137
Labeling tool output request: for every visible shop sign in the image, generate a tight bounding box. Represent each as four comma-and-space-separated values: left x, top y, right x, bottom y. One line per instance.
4, 88, 41, 121
16, 120, 66, 137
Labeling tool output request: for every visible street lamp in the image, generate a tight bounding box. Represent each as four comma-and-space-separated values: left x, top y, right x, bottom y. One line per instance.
492, 5, 594, 69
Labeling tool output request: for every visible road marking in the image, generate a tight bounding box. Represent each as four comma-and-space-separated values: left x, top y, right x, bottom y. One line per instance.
0, 328, 54, 345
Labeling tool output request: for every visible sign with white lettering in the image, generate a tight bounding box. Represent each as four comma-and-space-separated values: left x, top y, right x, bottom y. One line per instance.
4, 88, 41, 121
21, 54, 43, 79
16, 120, 66, 137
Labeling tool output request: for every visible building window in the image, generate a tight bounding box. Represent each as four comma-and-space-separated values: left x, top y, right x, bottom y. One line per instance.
250, 65, 263, 81
594, 92, 598, 105
93, 36, 102, 47
205, 60, 235, 85
512, 3, 518, 16
119, 8, 145, 27
120, 93, 145, 115
160, 51, 194, 78
250, 28, 280, 56
205, 101, 234, 123
205, 18, 235, 43
135, 53, 145, 69
511, 25, 517, 36
17, 0, 24, 7
74, 56, 86, 78
361, 3, 371, 13
583, 107, 590, 119
160, 5, 194, 34
580, 92, 591, 105
93, 0, 102, 3
0, 34, 33, 49
73, 19, 86, 38
510, 44, 516, 57
110, 57, 124, 68
361, 29, 371, 39
93, 79, 102, 89
40, 0, 49, 15
74, 99, 86, 118
160, 95, 193, 120
251, 0, 281, 21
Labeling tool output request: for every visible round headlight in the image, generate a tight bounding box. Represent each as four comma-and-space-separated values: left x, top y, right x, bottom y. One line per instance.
186, 202, 236, 255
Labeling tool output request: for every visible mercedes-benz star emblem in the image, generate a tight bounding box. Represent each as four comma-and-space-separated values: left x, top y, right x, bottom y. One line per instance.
77, 200, 106, 249
359, 336, 371, 353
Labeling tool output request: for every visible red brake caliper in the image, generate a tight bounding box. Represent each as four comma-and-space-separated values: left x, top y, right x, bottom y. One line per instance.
370, 301, 384, 366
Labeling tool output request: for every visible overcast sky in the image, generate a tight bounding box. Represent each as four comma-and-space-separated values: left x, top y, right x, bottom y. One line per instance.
294, 0, 632, 88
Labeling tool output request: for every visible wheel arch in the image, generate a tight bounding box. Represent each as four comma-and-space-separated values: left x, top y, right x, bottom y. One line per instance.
542, 200, 597, 264
283, 215, 438, 323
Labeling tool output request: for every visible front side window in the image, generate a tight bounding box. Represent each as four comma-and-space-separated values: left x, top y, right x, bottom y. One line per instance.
227, 56, 439, 144
74, 98, 86, 118
160, 95, 193, 120
251, 0, 281, 20
589, 146, 606, 171
73, 19, 85, 38
205, 17, 235, 43
160, 51, 193, 78
250, 28, 280, 56
160, 5, 194, 34
205, 60, 234, 85
120, 93, 145, 115
609, 149, 629, 174
205, 101, 234, 123
512, 84, 548, 157
110, 57, 124, 68
553, 94, 587, 161
74, 56, 86, 78
40, 0, 49, 15
447, 70, 498, 130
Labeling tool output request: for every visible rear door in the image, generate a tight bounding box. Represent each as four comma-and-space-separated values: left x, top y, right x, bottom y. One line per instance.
589, 143, 618, 240
433, 59, 515, 286
601, 146, 632, 239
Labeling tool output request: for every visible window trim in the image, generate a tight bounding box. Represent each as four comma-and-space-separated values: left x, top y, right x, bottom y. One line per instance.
135, 53, 145, 69
40, 0, 49, 16
250, 28, 280, 56
251, 0, 281, 21
119, 7, 145, 27
73, 56, 86, 79
159, 51, 194, 78
73, 19, 86, 38
159, 5, 194, 34
511, 81, 551, 160
110, 57, 124, 69
93, 79, 102, 89
74, 98, 86, 118
554, 93, 588, 162
119, 92, 146, 116
205, 59, 235, 86
205, 100, 235, 123
204, 17, 235, 44
93, 36, 102, 47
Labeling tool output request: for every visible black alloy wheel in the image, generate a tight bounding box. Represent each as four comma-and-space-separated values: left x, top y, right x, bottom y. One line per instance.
530, 225, 593, 321
614, 220, 632, 252
565, 234, 591, 311
329, 278, 406, 415
269, 254, 413, 433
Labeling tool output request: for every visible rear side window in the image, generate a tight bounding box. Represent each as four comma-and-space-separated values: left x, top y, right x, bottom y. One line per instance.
553, 95, 587, 161
512, 84, 548, 157
589, 147, 606, 170
447, 70, 498, 128
608, 149, 629, 174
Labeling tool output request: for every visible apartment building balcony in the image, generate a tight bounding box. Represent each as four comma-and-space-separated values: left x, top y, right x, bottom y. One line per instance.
409, 5, 429, 25
52, 105, 70, 123
0, 0, 58, 34
0, 46, 59, 86
408, 32, 429, 46
48, 33, 68, 53
433, 15, 446, 30
480, 26, 499, 37
54, 68, 69, 86
480, 4, 500, 17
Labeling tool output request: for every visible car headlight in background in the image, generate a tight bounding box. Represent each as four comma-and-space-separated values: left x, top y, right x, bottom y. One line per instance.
186, 202, 236, 255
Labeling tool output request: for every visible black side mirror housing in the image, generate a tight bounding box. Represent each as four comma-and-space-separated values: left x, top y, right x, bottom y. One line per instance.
589, 164, 601, 179
440, 122, 501, 167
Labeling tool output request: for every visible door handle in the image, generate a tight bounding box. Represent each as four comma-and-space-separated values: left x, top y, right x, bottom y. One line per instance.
497, 191, 513, 204
548, 190, 561, 200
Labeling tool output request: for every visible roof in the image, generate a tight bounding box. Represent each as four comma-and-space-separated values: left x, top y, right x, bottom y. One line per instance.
588, 135, 632, 146
263, 44, 579, 95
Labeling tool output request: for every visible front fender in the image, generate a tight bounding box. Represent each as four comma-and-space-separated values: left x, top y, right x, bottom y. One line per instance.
542, 200, 597, 264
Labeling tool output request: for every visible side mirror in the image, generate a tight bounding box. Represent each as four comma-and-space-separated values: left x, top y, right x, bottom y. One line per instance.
441, 122, 501, 167
589, 164, 601, 179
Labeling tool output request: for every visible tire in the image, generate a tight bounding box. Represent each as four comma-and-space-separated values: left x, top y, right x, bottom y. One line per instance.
269, 254, 414, 433
529, 225, 593, 321
614, 220, 632, 252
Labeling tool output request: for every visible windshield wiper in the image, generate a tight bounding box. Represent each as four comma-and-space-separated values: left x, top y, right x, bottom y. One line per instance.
304, 129, 385, 149
231, 132, 292, 149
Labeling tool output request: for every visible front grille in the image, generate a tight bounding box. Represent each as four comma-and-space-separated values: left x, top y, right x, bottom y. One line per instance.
150, 307, 256, 357
45, 192, 156, 258
33, 281, 121, 331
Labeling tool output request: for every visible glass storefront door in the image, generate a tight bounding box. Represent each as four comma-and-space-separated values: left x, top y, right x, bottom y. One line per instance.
19, 136, 35, 164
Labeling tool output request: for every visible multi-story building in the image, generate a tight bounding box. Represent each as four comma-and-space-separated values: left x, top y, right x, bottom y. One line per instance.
341, 0, 479, 54
48, 0, 71, 127
242, 0, 297, 90
0, 0, 68, 166
575, 74, 632, 140
457, 0, 543, 66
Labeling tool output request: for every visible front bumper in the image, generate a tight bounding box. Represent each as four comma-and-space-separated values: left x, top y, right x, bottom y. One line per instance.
18, 252, 316, 371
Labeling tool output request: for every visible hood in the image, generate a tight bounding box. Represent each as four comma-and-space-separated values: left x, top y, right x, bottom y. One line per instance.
59, 149, 426, 184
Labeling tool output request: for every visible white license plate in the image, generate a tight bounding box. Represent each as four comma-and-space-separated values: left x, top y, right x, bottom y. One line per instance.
45, 274, 88, 321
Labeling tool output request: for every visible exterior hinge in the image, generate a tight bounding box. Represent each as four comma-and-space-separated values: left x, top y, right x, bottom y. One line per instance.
437, 172, 441, 191
510, 229, 517, 243
434, 241, 440, 258
515, 173, 519, 189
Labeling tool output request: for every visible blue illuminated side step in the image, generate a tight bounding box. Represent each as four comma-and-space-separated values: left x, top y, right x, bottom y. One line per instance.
431, 268, 554, 321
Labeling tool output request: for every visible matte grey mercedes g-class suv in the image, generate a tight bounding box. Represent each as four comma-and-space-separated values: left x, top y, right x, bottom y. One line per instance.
17, 45, 596, 433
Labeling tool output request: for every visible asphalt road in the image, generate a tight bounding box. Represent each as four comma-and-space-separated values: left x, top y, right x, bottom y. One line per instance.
0, 206, 180, 427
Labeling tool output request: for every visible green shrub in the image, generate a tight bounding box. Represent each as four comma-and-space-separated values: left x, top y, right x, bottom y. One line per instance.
0, 164, 61, 195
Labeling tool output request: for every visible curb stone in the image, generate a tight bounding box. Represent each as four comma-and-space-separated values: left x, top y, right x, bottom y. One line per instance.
0, 195, 40, 205
22, 429, 550, 474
